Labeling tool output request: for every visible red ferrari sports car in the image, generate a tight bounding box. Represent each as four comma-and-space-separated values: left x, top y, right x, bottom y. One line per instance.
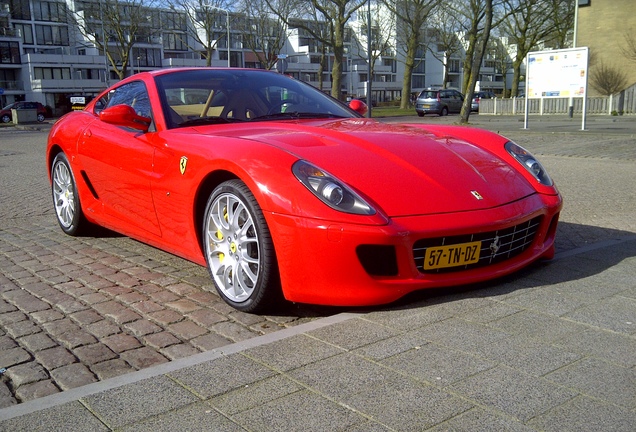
47, 68, 562, 312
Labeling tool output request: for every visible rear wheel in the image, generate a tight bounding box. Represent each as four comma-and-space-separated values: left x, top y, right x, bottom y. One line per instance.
417, 112, 424, 117
1, 114, 10, 123
203, 180, 280, 313
37, 113, 45, 122
51, 153, 88, 236
440, 106, 449, 116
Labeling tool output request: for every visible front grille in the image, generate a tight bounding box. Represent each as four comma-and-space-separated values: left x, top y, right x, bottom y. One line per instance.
413, 216, 543, 273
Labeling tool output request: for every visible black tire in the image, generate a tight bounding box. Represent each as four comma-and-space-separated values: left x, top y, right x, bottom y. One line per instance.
440, 106, 449, 116
37, 113, 45, 122
51, 153, 88, 236
1, 114, 10, 123
202, 180, 281, 313
417, 112, 425, 117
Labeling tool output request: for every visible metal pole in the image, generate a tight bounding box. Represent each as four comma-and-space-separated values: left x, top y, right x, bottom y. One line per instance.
366, 0, 372, 117
226, 9, 230, 67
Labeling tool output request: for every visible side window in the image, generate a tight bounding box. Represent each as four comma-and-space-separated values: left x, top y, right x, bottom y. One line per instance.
105, 81, 152, 119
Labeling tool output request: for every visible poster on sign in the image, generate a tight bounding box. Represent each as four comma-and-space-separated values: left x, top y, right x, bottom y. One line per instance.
524, 47, 589, 130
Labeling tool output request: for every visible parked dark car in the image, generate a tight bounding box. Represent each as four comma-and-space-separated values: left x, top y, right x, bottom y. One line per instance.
0, 101, 47, 123
471, 91, 496, 112
415, 89, 464, 116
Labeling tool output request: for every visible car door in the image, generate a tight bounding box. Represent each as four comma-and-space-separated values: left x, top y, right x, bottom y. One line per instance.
451, 91, 463, 113
77, 80, 161, 236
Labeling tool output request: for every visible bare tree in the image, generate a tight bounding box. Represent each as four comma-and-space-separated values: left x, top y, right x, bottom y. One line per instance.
70, 0, 162, 80
458, 0, 493, 124
542, 0, 575, 49
235, 0, 290, 70
427, 6, 463, 90
621, 30, 636, 63
382, 0, 440, 109
266, 0, 366, 100
590, 61, 629, 96
501, 0, 574, 97
167, 0, 233, 67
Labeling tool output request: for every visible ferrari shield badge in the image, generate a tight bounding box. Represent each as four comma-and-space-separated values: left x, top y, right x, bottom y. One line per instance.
179, 156, 188, 175
471, 190, 484, 200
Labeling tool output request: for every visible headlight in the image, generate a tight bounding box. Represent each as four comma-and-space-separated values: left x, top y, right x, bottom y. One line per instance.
505, 142, 553, 186
292, 160, 376, 215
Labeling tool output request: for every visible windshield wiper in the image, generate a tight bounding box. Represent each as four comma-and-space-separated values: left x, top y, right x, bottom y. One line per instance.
251, 112, 347, 121
177, 116, 245, 127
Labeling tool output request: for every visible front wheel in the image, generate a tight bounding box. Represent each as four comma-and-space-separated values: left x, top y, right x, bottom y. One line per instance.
203, 180, 280, 313
1, 114, 10, 123
51, 153, 88, 236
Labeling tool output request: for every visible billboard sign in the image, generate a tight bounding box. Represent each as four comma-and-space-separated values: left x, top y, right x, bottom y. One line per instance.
526, 47, 589, 99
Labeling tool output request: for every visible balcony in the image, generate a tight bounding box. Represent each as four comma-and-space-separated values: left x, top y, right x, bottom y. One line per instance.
0, 80, 24, 91
31, 78, 105, 92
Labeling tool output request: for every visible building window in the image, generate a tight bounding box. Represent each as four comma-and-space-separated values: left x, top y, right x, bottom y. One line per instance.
34, 67, 71, 79
33, 1, 67, 23
13, 23, 34, 45
411, 75, 426, 89
0, 41, 21, 64
9, 0, 31, 20
35, 25, 69, 45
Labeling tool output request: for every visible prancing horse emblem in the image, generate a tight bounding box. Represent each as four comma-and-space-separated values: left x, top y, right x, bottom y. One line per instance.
489, 236, 501, 256
471, 190, 484, 200
179, 156, 188, 175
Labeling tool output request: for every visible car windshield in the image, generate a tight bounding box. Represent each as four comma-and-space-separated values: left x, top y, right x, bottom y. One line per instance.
2, 103, 17, 110
155, 69, 358, 129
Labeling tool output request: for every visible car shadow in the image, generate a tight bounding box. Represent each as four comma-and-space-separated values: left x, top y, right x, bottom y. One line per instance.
280, 221, 636, 317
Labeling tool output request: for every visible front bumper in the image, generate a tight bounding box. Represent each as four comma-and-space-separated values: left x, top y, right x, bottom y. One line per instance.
266, 192, 562, 306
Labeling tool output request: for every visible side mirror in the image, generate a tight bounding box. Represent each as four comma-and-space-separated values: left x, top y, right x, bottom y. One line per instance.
349, 99, 368, 116
99, 104, 151, 132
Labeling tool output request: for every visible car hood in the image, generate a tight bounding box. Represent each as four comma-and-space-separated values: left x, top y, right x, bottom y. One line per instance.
194, 119, 536, 217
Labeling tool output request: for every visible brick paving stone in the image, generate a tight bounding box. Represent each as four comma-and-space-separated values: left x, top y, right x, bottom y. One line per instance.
2, 290, 49, 313
0, 300, 17, 313
35, 346, 77, 370
106, 272, 139, 288
90, 359, 135, 380
73, 343, 118, 365
144, 331, 181, 349
187, 308, 227, 327
5, 362, 49, 387
93, 301, 141, 324
55, 299, 89, 314
0, 310, 27, 325
120, 347, 168, 369
168, 320, 208, 340
166, 283, 198, 296
0, 381, 16, 408
85, 320, 122, 338
229, 310, 267, 327
123, 319, 162, 337
190, 333, 233, 351
14, 380, 60, 402
4, 320, 40, 338
212, 321, 260, 342
149, 309, 184, 325
79, 292, 110, 305
69, 309, 104, 326
99, 285, 133, 297
50, 363, 97, 390
148, 290, 180, 304
131, 300, 164, 314
102, 333, 142, 353
116, 292, 147, 305
19, 332, 57, 352
0, 347, 31, 368
30, 309, 64, 324
161, 343, 201, 360
134, 283, 163, 294
0, 335, 18, 350
166, 299, 201, 314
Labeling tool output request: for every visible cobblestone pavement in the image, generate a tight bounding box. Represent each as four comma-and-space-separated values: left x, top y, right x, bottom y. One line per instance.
0, 117, 634, 408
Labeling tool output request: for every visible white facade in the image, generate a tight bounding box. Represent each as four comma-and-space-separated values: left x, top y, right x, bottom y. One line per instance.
0, 0, 512, 114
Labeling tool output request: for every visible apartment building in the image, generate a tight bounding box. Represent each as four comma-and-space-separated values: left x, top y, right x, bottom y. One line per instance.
0, 0, 508, 115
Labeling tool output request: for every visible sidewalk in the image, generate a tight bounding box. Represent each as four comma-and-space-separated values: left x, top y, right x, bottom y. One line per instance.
1, 235, 635, 430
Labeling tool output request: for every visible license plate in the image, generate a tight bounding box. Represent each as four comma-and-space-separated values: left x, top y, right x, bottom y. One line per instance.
424, 241, 481, 270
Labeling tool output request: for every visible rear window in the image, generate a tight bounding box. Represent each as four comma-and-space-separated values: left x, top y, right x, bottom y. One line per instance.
418, 91, 438, 99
